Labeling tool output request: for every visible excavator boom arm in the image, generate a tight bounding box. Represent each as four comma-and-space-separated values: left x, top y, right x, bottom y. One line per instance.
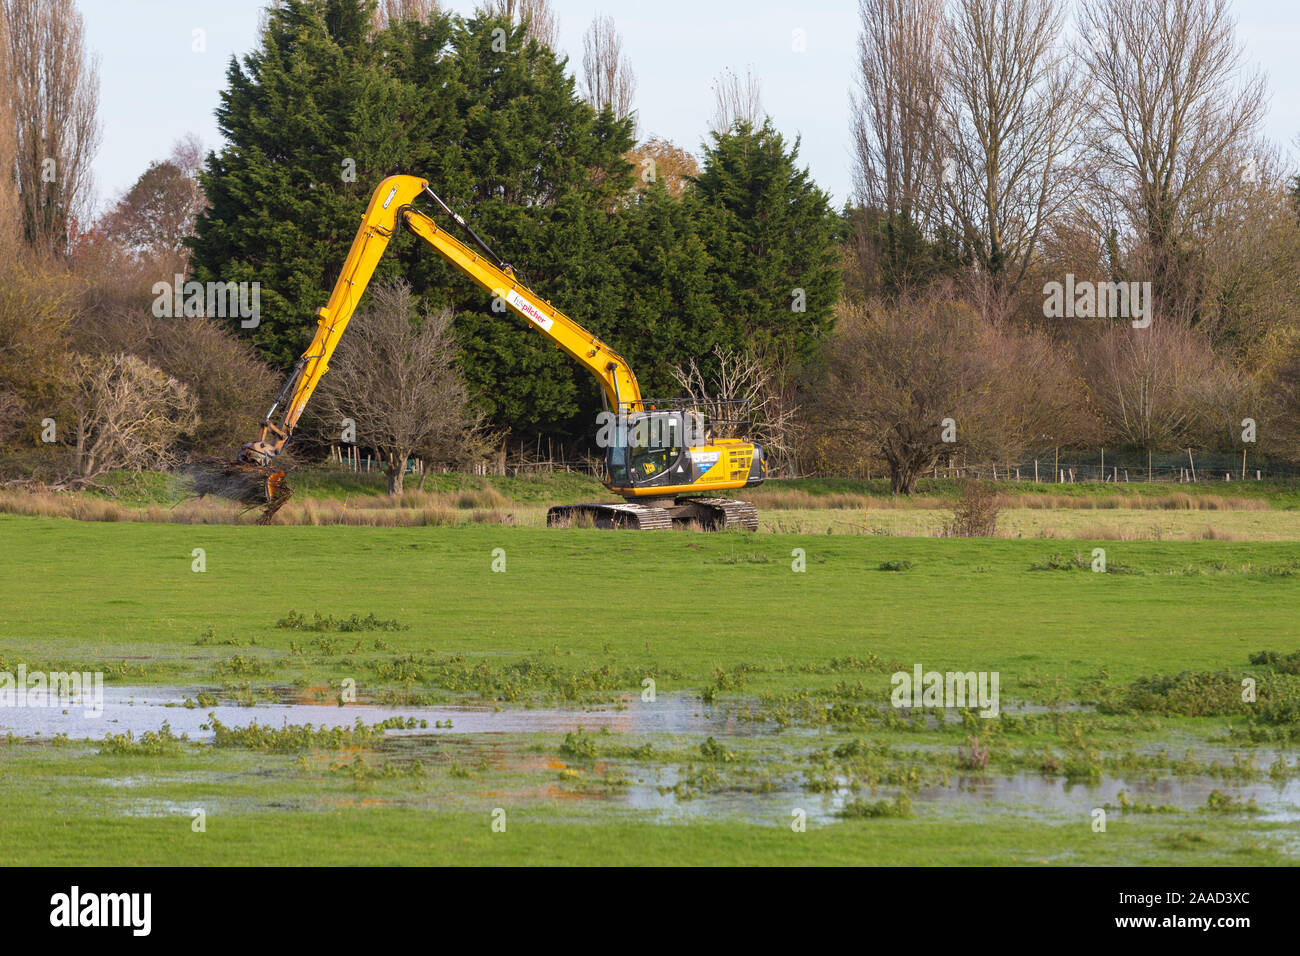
242, 174, 642, 464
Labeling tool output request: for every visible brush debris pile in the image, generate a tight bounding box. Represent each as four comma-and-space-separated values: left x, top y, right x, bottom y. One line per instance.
182, 459, 293, 525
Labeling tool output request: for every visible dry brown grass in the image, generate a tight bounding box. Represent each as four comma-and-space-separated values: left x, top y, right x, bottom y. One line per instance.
1030, 521, 1252, 542
271, 501, 512, 527
0, 488, 245, 523
0, 480, 1282, 538
1009, 492, 1268, 511
549, 508, 597, 529
745, 488, 947, 510
746, 486, 1269, 512
0, 487, 519, 527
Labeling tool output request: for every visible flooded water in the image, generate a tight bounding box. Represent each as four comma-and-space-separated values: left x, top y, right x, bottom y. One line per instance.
609, 768, 1300, 825
909, 772, 1300, 823
605, 770, 1300, 825
621, 767, 844, 825
4, 685, 1296, 826
0, 685, 752, 740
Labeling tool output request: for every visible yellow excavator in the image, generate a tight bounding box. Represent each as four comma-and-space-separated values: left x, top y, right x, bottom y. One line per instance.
220, 175, 764, 529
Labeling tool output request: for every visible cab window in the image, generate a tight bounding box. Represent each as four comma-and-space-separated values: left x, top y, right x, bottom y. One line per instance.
606, 445, 628, 483
628, 414, 682, 481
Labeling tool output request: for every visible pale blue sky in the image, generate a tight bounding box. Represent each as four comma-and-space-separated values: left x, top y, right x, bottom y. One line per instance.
83, 0, 1300, 215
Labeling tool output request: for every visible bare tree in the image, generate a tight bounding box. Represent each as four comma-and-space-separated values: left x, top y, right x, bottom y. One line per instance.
853, 0, 945, 229
710, 67, 763, 135
815, 294, 991, 492
314, 280, 482, 495
371, 0, 440, 30
582, 14, 636, 126
1077, 0, 1267, 324
811, 290, 1092, 491
0, 3, 18, 257
985, 321, 1099, 459
1079, 320, 1220, 451
672, 345, 797, 471
481, 0, 558, 49
60, 353, 199, 486
1, 0, 101, 255
1191, 144, 1300, 357
1264, 347, 1300, 465
939, 0, 1086, 318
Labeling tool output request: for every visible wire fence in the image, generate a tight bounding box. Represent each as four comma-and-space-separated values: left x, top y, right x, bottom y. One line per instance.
838, 450, 1300, 484
327, 443, 1299, 485
328, 444, 604, 479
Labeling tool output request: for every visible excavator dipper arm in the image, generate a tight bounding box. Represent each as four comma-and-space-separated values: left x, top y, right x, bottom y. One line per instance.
240, 174, 642, 468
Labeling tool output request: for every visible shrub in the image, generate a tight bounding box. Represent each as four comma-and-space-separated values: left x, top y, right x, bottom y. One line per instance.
944, 479, 1000, 537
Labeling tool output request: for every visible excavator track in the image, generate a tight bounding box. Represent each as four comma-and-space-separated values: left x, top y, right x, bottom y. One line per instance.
683, 497, 760, 531
547, 497, 757, 531
547, 502, 673, 530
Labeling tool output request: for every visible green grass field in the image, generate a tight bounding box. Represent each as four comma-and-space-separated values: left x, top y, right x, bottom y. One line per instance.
1, 506, 1298, 865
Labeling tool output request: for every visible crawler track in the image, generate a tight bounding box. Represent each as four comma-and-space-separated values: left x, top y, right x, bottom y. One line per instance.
546, 502, 673, 529
685, 497, 760, 531
547, 497, 758, 531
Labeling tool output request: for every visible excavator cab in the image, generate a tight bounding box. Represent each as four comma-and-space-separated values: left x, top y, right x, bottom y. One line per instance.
605, 409, 696, 488
574, 404, 761, 528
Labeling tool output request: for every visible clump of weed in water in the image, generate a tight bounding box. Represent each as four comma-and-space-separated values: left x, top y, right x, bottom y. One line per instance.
213, 654, 272, 677
838, 794, 913, 819
99, 722, 187, 756
204, 714, 421, 752
327, 753, 426, 783
710, 664, 761, 692
657, 764, 722, 800
1038, 749, 1062, 775
1203, 790, 1259, 813
310, 637, 341, 657
1106, 790, 1179, 814
559, 727, 598, 759
956, 736, 989, 770
367, 653, 679, 704
699, 736, 736, 762
194, 626, 255, 647
1097, 670, 1270, 718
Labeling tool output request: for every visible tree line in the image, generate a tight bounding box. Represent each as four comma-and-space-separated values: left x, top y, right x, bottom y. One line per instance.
2, 0, 1299, 496
831, 0, 1300, 490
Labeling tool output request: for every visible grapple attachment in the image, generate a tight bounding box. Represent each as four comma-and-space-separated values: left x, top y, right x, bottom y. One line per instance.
182, 459, 293, 524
